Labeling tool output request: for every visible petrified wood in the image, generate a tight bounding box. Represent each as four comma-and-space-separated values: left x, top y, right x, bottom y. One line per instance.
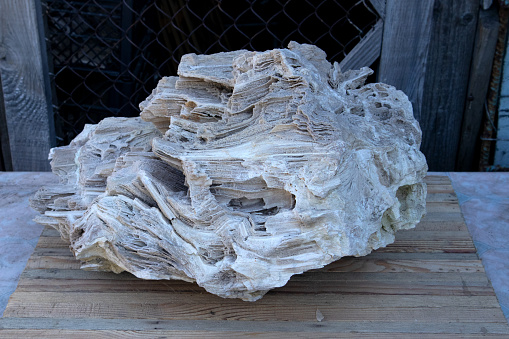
32, 42, 427, 301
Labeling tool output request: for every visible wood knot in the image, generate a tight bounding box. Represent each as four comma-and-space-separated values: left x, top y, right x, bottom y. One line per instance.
460, 13, 474, 25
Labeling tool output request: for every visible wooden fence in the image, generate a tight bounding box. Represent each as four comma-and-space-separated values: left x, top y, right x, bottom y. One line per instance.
0, 0, 500, 171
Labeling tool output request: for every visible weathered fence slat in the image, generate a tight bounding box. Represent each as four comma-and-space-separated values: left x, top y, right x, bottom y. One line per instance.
340, 20, 383, 72
0, 0, 54, 171
0, 74, 13, 171
419, 0, 479, 171
380, 0, 480, 171
457, 8, 499, 171
378, 0, 434, 127
367, 0, 386, 19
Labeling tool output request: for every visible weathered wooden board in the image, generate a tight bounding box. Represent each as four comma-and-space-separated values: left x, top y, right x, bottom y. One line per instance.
339, 20, 383, 72
367, 0, 386, 19
457, 8, 499, 171
380, 0, 480, 171
419, 0, 479, 171
0, 74, 12, 171
0, 0, 54, 171
1, 175, 508, 337
378, 0, 434, 130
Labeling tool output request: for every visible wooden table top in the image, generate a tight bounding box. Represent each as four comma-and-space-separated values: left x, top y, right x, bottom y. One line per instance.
1, 175, 508, 338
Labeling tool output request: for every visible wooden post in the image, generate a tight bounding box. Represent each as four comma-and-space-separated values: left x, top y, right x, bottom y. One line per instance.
339, 0, 386, 72
0, 73, 13, 171
378, 1, 435, 122
456, 8, 499, 171
0, 0, 55, 171
339, 21, 384, 72
420, 0, 479, 171
379, 0, 479, 171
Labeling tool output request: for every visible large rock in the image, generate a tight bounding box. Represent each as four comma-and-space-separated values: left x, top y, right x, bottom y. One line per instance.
32, 42, 427, 301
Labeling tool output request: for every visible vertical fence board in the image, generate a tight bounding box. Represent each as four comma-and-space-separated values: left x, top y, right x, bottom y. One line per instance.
367, 0, 386, 19
0, 0, 54, 171
339, 20, 383, 72
0, 74, 13, 171
378, 0, 434, 126
457, 8, 499, 171
420, 0, 479, 171
380, 0, 480, 171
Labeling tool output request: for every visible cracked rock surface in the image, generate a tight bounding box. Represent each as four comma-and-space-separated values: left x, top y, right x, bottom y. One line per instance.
32, 42, 427, 301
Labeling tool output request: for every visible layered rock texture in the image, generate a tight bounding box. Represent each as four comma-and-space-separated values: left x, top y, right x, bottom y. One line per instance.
32, 42, 427, 301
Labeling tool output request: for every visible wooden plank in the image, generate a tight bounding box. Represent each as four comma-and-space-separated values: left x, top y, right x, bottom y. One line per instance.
0, 73, 13, 171
37, 280, 486, 298
482, 0, 494, 10
1, 330, 508, 339
359, 253, 480, 260
33, 236, 70, 248
424, 175, 452, 182
32, 246, 75, 257
339, 20, 383, 71
320, 257, 483, 273
416, 219, 468, 232
10, 271, 492, 299
4, 175, 509, 335
4, 294, 504, 323
378, 243, 476, 254
40, 227, 61, 237
419, 0, 479, 170
423, 177, 453, 185
4, 293, 501, 309
379, 1, 479, 171
378, 0, 434, 126
426, 184, 455, 194
0, 0, 55, 171
456, 8, 500, 171
419, 211, 465, 224
1, 318, 508, 335
10, 280, 494, 298
367, 0, 385, 19
425, 192, 458, 202
394, 230, 473, 241
16, 269, 489, 284
425, 201, 461, 213
25, 255, 82, 270
12, 271, 493, 297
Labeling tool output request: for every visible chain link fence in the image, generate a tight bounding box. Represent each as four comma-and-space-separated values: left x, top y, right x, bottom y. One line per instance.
42, 0, 379, 145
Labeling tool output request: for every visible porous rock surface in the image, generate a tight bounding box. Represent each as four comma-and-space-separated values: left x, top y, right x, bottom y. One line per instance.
32, 42, 427, 301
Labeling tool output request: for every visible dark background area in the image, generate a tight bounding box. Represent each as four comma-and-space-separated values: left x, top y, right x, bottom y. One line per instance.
42, 0, 378, 145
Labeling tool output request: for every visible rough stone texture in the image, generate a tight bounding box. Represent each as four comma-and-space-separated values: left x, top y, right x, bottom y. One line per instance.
31, 42, 428, 301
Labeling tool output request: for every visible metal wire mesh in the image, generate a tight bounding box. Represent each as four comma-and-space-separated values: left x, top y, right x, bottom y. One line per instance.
42, 0, 379, 145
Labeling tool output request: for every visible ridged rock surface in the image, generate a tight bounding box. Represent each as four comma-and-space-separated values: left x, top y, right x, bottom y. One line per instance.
32, 42, 427, 301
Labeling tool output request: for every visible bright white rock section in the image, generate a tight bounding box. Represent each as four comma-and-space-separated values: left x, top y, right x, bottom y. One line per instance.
32, 42, 427, 301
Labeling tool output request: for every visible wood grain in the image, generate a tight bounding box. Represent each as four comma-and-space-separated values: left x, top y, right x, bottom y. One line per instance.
378, 0, 434, 124
419, 0, 479, 170
367, 0, 385, 19
456, 8, 499, 171
1, 175, 508, 336
1, 330, 508, 339
0, 73, 13, 171
379, 1, 480, 171
2, 319, 509, 337
339, 20, 383, 71
0, 0, 54, 171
